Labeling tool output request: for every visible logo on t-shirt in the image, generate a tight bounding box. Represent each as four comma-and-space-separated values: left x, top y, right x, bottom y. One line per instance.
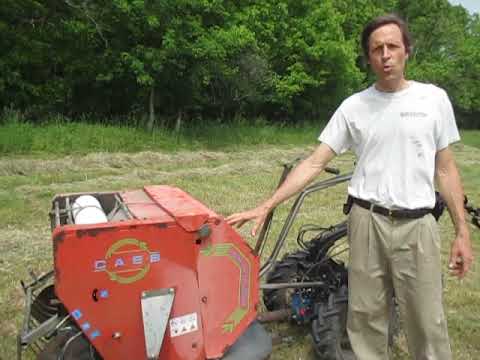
400, 112, 427, 118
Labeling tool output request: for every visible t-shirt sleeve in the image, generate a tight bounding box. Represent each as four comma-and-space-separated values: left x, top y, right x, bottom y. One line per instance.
436, 89, 460, 151
318, 107, 352, 155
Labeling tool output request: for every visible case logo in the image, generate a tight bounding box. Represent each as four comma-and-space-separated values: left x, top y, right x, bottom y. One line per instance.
94, 238, 160, 284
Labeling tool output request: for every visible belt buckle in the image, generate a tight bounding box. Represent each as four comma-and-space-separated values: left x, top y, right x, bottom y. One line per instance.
388, 209, 394, 219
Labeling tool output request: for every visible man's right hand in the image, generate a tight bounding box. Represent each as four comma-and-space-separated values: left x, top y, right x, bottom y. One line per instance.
225, 204, 271, 237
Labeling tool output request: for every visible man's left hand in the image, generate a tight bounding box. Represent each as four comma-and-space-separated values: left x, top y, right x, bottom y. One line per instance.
449, 234, 474, 278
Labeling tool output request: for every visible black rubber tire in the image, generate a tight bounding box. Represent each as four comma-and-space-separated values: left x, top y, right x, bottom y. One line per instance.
311, 288, 400, 360
37, 329, 101, 360
311, 285, 350, 360
31, 285, 58, 323
263, 250, 347, 312
388, 297, 400, 347
262, 250, 310, 311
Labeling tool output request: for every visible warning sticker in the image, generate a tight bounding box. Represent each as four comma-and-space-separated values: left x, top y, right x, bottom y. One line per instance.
169, 313, 198, 338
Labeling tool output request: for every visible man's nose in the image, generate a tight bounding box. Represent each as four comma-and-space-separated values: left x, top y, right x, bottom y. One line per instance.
381, 45, 391, 60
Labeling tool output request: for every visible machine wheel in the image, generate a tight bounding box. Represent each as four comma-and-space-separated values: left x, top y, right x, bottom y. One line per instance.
262, 250, 310, 311
263, 250, 347, 312
38, 328, 101, 360
311, 286, 400, 360
311, 285, 351, 360
31, 285, 58, 323
387, 297, 400, 347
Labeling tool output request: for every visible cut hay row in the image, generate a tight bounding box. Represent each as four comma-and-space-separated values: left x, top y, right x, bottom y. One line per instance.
1, 143, 478, 359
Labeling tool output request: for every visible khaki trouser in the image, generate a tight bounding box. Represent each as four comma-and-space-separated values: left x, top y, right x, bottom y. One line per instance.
347, 204, 452, 360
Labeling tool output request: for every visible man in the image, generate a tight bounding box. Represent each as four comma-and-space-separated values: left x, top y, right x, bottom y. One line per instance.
226, 14, 473, 360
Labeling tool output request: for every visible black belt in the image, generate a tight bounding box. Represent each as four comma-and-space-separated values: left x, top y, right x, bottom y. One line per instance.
351, 197, 432, 219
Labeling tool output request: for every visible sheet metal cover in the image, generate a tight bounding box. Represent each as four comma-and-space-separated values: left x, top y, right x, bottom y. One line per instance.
121, 189, 173, 222
144, 186, 218, 232
141, 288, 175, 360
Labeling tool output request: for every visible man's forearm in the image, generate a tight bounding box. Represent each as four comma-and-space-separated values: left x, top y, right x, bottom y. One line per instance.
435, 148, 469, 236
263, 143, 336, 211
435, 147, 473, 277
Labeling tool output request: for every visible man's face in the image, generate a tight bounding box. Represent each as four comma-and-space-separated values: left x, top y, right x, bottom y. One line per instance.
368, 23, 409, 86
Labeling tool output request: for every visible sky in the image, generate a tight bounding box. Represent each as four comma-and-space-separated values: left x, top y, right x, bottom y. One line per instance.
448, 0, 480, 14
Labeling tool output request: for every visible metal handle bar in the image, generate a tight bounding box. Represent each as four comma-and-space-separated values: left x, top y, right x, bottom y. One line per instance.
260, 172, 352, 277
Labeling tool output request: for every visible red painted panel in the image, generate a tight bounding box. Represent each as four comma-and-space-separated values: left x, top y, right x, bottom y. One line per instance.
197, 221, 260, 358
144, 186, 219, 232
120, 189, 173, 222
54, 222, 206, 360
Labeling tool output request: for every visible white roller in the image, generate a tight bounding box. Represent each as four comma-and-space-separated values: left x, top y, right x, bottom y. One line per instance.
72, 195, 108, 224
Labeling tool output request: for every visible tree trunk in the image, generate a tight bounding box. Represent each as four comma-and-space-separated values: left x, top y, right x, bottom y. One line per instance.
147, 86, 155, 132
175, 110, 183, 133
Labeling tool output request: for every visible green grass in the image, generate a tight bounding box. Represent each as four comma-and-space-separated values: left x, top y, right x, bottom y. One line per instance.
0, 121, 322, 155
1, 123, 477, 157
461, 130, 480, 149
0, 127, 479, 359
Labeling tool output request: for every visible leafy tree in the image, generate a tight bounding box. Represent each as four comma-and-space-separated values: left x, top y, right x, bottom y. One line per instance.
0, 0, 478, 127
399, 0, 479, 126
239, 0, 364, 120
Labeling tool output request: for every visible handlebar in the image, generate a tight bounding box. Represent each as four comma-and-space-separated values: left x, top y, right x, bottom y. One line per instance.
464, 196, 480, 229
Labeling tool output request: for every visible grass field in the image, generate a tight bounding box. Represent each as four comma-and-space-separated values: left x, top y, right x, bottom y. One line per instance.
0, 128, 479, 359
0, 121, 320, 155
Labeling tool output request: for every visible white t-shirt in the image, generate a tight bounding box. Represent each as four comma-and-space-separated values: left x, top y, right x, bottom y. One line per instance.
319, 81, 460, 209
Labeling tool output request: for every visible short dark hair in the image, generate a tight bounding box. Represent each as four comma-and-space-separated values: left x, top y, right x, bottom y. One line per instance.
361, 14, 412, 60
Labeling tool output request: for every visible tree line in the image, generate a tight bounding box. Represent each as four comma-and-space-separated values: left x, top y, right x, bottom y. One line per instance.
1, 0, 479, 128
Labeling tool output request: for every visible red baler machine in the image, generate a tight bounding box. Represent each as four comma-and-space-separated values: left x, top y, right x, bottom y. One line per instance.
18, 186, 271, 360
